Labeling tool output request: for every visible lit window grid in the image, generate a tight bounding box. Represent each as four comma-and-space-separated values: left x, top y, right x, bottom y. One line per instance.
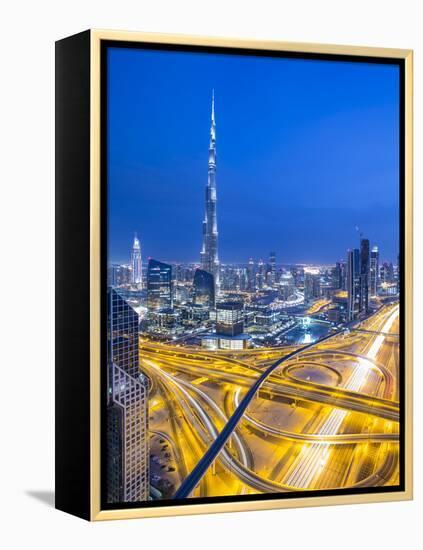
216, 309, 243, 324
107, 289, 149, 503
109, 290, 139, 379
110, 363, 149, 502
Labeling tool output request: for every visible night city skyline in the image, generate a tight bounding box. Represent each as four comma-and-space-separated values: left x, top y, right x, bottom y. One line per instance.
106, 45, 402, 505
107, 47, 400, 265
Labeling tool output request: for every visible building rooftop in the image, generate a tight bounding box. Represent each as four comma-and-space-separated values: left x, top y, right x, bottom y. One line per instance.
202, 333, 251, 341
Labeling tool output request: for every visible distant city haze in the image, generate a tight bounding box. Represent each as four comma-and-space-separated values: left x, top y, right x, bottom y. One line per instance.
107, 47, 400, 264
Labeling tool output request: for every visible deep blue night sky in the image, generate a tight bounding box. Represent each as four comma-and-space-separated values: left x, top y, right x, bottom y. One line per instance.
107, 46, 399, 265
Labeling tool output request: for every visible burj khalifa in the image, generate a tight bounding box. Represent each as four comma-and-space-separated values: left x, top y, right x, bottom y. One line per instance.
200, 90, 220, 295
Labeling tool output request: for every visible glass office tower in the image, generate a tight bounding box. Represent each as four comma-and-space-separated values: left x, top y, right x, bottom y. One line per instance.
370, 245, 379, 296
347, 248, 361, 321
193, 268, 215, 307
107, 288, 149, 503
147, 259, 173, 311
360, 238, 370, 313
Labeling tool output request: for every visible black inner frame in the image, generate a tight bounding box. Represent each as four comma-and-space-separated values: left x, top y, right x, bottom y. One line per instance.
100, 39, 406, 511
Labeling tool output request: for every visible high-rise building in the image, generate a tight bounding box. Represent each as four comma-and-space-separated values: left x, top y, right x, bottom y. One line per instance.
332, 260, 346, 290
380, 261, 395, 284
247, 258, 256, 291
174, 264, 196, 283
304, 271, 313, 302
360, 238, 370, 313
304, 269, 321, 302
131, 233, 142, 286
174, 283, 190, 304
193, 268, 215, 307
347, 248, 361, 321
147, 259, 173, 311
216, 301, 244, 336
108, 263, 132, 287
267, 251, 276, 286
107, 288, 149, 503
238, 267, 248, 291
291, 266, 303, 288
370, 246, 379, 296
202, 301, 250, 351
200, 91, 220, 295
256, 259, 264, 290
279, 271, 295, 301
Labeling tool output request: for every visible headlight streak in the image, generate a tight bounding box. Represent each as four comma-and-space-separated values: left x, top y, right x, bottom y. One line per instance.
146, 360, 288, 494
233, 388, 399, 444
283, 306, 399, 489
141, 347, 399, 421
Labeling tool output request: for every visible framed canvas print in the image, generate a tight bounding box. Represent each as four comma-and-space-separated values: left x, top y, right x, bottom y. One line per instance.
55, 30, 413, 521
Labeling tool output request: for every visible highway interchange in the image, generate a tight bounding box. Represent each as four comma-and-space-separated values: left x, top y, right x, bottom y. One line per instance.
141, 303, 400, 499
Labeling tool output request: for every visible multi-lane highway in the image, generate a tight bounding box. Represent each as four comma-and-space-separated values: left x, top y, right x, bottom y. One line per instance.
141, 303, 400, 499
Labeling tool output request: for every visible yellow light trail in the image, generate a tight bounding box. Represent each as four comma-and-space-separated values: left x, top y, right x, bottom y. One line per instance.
283, 305, 399, 489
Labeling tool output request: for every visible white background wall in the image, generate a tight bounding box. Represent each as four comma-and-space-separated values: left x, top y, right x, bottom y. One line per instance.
0, 1, 420, 548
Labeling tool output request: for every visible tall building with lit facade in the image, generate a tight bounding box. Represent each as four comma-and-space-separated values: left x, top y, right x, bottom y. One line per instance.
107, 288, 149, 503
202, 301, 250, 350
256, 259, 264, 289
147, 259, 173, 311
247, 258, 256, 291
370, 246, 379, 296
304, 269, 321, 302
216, 301, 244, 336
237, 267, 248, 291
108, 263, 132, 287
200, 91, 220, 295
360, 238, 370, 313
347, 248, 361, 321
291, 266, 303, 288
332, 260, 346, 290
267, 251, 276, 286
193, 268, 215, 307
279, 271, 295, 300
131, 233, 142, 286
380, 261, 394, 284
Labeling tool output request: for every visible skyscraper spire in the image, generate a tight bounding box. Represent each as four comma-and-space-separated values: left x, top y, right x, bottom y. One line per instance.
200, 91, 220, 295
131, 233, 142, 287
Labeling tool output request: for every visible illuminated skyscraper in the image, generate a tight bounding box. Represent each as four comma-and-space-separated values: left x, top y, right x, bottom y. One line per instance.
332, 260, 346, 290
267, 251, 276, 286
107, 288, 149, 503
131, 233, 142, 286
347, 248, 361, 321
200, 90, 220, 295
108, 263, 132, 287
279, 271, 295, 300
370, 246, 379, 296
290, 266, 303, 288
193, 268, 215, 307
247, 258, 256, 291
380, 261, 394, 284
202, 300, 250, 350
360, 238, 370, 313
304, 269, 321, 302
256, 259, 264, 289
147, 258, 173, 311
216, 301, 244, 336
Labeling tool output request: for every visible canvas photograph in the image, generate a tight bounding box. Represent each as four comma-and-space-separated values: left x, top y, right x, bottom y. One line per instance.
103, 43, 403, 507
